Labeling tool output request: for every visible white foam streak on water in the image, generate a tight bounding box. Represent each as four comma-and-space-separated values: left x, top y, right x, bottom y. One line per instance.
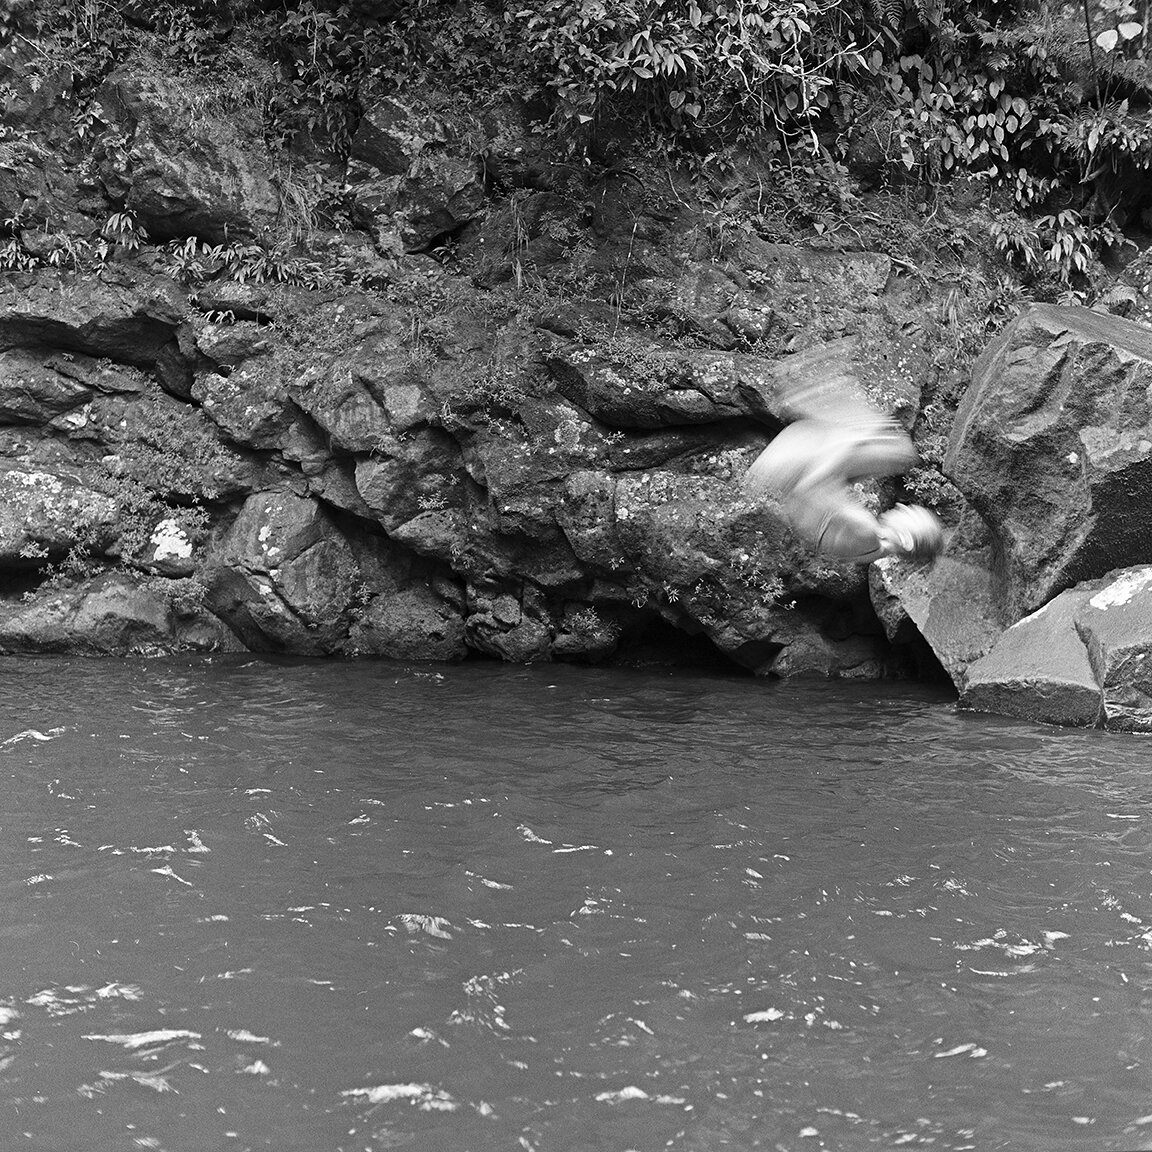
340, 1082, 459, 1110
83, 1029, 202, 1049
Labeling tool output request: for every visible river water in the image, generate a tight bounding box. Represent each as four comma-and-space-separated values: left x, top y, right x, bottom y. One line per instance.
1, 657, 1151, 1151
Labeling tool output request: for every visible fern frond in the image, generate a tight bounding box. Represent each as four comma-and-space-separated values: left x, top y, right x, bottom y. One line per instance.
868, 0, 906, 30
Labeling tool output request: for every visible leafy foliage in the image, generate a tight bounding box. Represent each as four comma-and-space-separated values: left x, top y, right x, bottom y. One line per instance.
4, 0, 1150, 282
514, 0, 855, 137
165, 237, 329, 288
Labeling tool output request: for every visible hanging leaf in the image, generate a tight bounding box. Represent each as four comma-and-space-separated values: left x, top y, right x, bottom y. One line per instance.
1119, 21, 1143, 39
1096, 28, 1120, 52
669, 89, 685, 108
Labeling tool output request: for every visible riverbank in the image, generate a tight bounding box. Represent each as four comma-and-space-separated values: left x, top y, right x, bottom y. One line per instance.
3, 6, 1152, 730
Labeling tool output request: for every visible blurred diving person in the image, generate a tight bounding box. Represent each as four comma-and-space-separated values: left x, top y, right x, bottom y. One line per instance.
743, 373, 943, 563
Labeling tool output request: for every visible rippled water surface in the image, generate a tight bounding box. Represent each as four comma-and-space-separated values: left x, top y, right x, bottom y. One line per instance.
2, 657, 1152, 1151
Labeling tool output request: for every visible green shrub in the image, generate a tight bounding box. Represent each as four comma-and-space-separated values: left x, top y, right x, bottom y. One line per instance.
166, 237, 329, 288
6, 0, 1150, 284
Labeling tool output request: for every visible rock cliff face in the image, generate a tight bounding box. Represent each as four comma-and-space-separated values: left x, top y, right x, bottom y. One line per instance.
884, 305, 1152, 731
0, 51, 952, 675
8, 46, 1152, 728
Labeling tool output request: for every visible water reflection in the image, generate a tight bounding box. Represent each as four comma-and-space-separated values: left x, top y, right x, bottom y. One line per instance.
0, 658, 1149, 1149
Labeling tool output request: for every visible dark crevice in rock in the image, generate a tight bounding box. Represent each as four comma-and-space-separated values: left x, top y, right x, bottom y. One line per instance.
611, 610, 751, 672
0, 568, 53, 599
885, 623, 952, 683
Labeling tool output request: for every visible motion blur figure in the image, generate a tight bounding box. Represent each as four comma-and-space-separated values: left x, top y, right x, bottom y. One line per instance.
743, 374, 944, 564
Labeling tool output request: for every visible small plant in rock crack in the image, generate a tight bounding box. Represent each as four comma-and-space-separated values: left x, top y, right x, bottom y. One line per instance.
140, 575, 210, 616
597, 333, 680, 394
566, 607, 620, 644
110, 391, 238, 501
21, 522, 109, 599
731, 551, 788, 607
102, 212, 147, 253
164, 237, 329, 288
437, 365, 530, 431
346, 581, 376, 627
0, 237, 37, 271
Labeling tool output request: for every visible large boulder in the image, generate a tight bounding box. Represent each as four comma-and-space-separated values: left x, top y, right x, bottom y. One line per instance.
0, 463, 121, 565
0, 267, 186, 370
544, 338, 753, 429
345, 544, 466, 662
607, 468, 881, 675
464, 579, 553, 662
348, 582, 466, 661
945, 305, 1152, 616
1076, 567, 1152, 732
93, 68, 280, 242
203, 490, 360, 654
0, 348, 133, 425
869, 554, 1005, 688
958, 581, 1104, 728
346, 97, 485, 253
0, 571, 240, 655
193, 360, 296, 450
959, 566, 1152, 732
543, 332, 915, 434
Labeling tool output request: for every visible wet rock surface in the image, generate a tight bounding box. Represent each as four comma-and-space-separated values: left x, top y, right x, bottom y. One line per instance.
3, 50, 1150, 725
958, 567, 1152, 732
945, 305, 1152, 618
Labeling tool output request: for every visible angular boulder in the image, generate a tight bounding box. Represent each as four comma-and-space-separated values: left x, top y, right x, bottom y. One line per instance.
194, 361, 295, 450
543, 333, 911, 434
945, 305, 1152, 616
0, 347, 148, 429
958, 582, 1104, 728
346, 98, 484, 252
0, 572, 240, 655
354, 428, 466, 534
348, 583, 466, 662
464, 580, 553, 663
203, 490, 358, 654
344, 545, 466, 662
0, 267, 185, 369
0, 348, 98, 424
609, 469, 880, 675
870, 554, 1005, 689
1076, 567, 1152, 732
544, 339, 751, 429
93, 69, 280, 242
0, 463, 120, 565
959, 566, 1152, 732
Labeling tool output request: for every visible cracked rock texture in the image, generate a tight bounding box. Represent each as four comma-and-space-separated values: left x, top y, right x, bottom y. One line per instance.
8, 48, 1152, 728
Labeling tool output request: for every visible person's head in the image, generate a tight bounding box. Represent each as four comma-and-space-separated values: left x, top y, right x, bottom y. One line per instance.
877, 503, 944, 562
